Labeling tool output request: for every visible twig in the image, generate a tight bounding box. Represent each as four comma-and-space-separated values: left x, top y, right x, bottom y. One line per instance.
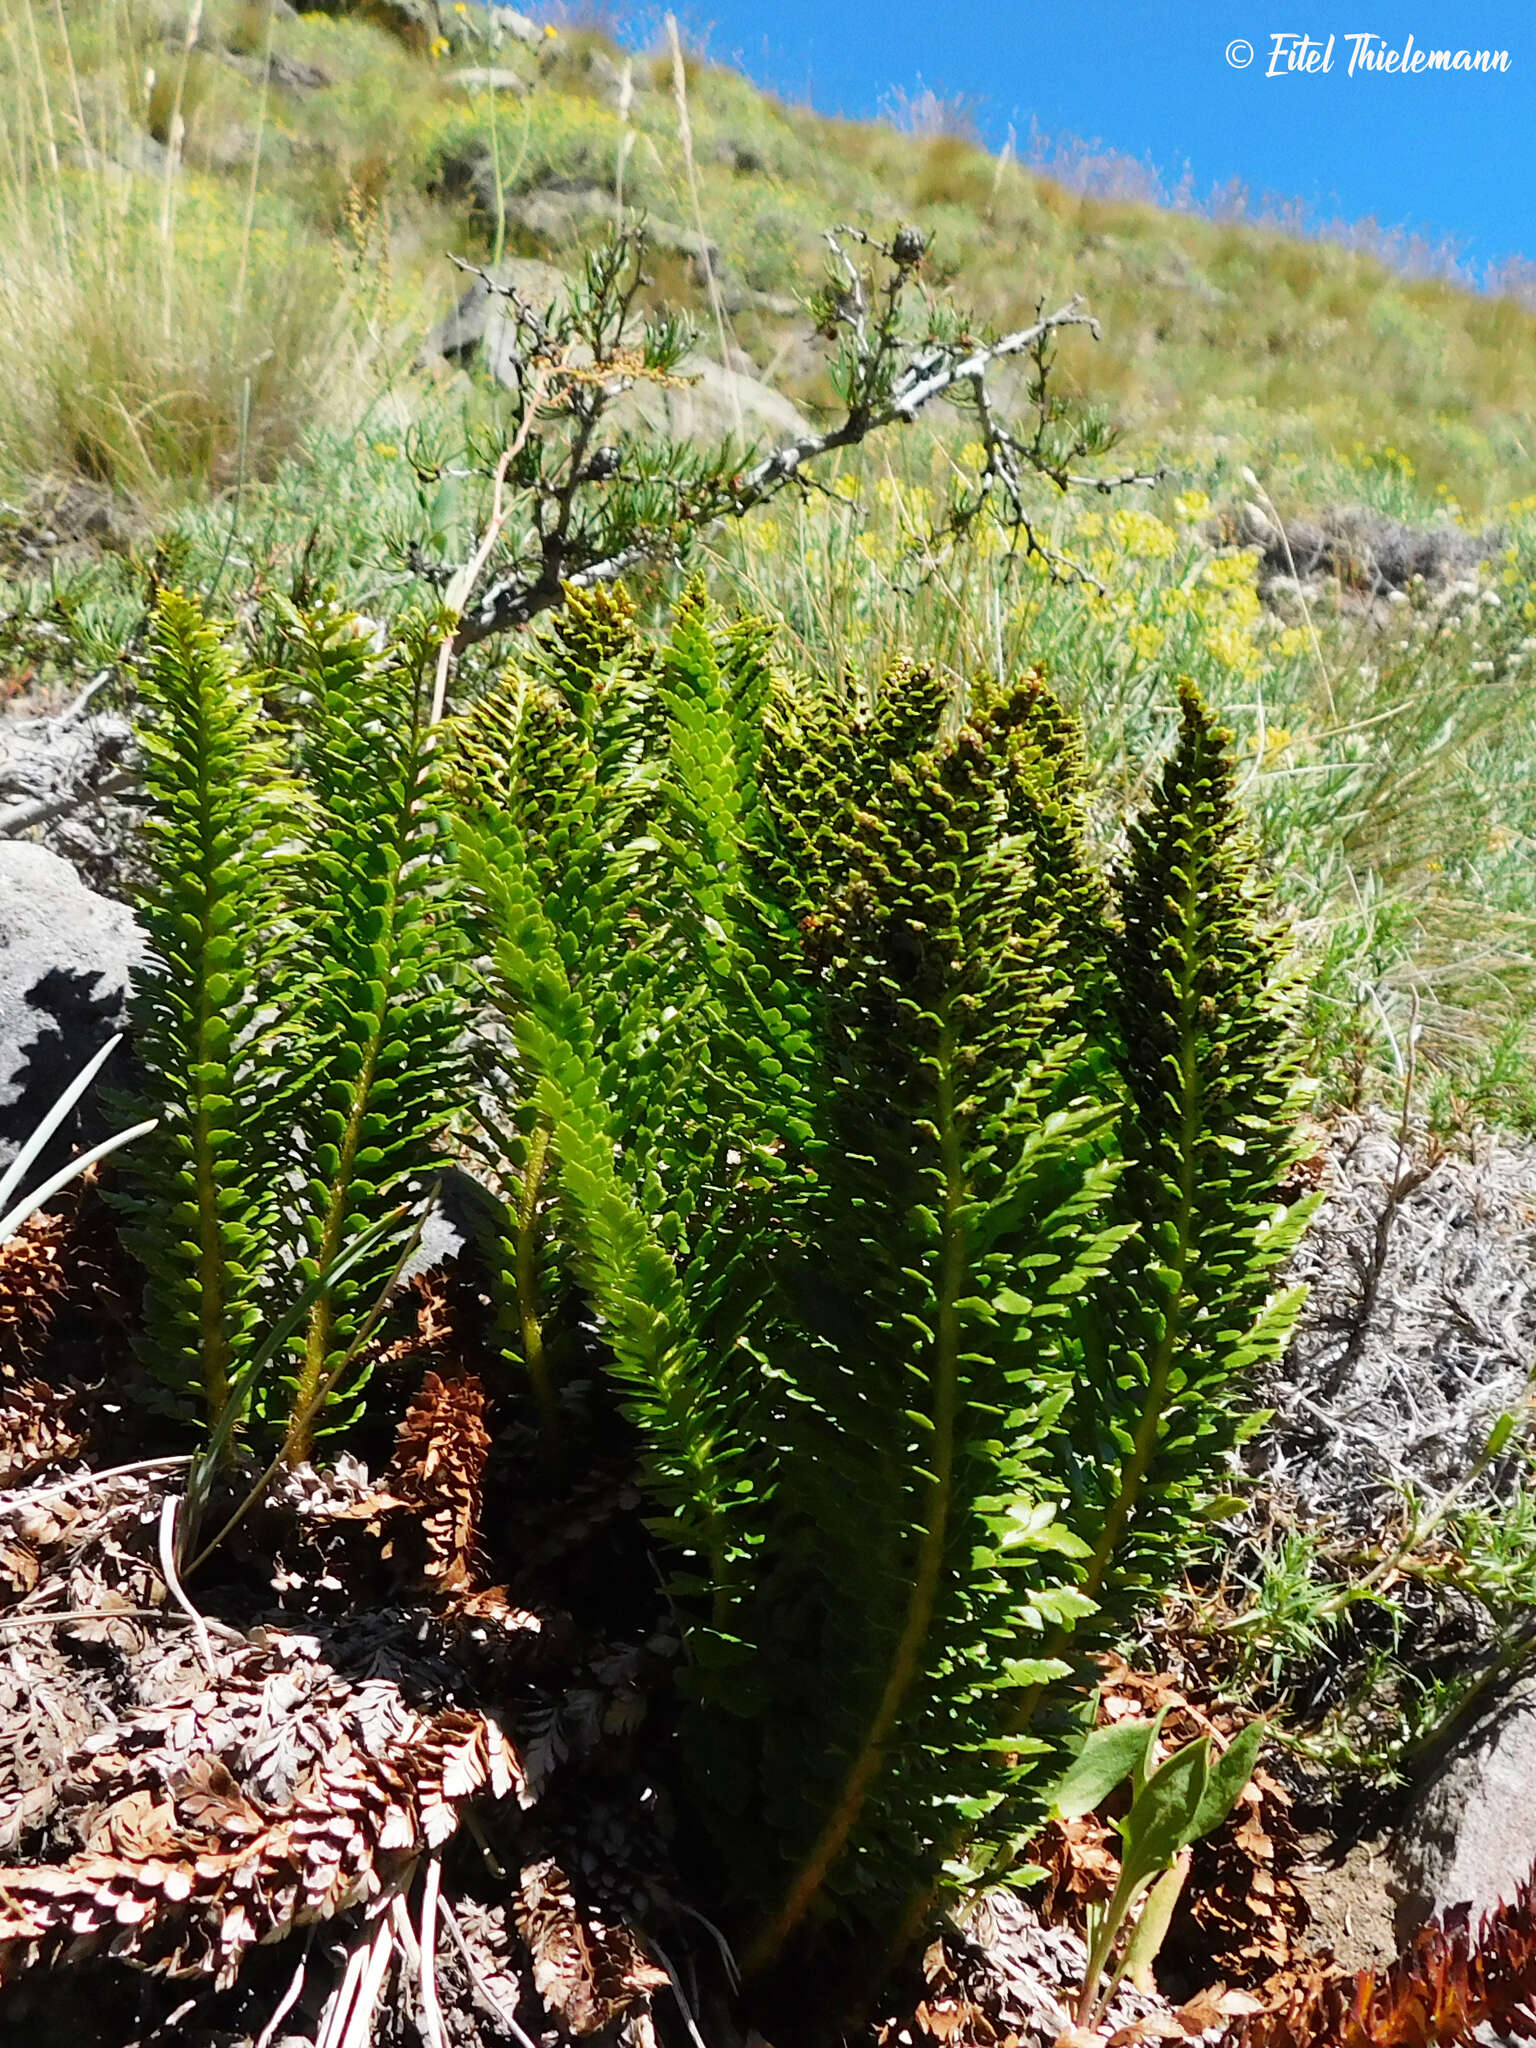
0, 1453, 191, 1515
254, 1933, 313, 2048
429, 362, 554, 726
417, 1856, 449, 2048
672, 1900, 741, 1992
645, 1932, 712, 2048
0, 1606, 218, 1631
157, 1494, 217, 1676
1324, 996, 1436, 1393
339, 1916, 396, 2048
54, 667, 115, 727
315, 1937, 370, 2048
455, 295, 1132, 647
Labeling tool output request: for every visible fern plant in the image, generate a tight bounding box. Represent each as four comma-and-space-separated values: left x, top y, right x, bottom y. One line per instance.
117, 577, 1312, 2022
451, 588, 1314, 1989
119, 591, 469, 1452
118, 591, 301, 1426
276, 603, 465, 1461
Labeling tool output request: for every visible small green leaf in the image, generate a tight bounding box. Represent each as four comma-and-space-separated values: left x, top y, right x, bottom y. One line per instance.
1189, 1718, 1266, 1843
1115, 1738, 1210, 1897
1049, 1719, 1158, 1822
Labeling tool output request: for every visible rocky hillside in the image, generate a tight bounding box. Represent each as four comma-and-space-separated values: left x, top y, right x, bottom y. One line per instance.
3, 0, 1536, 520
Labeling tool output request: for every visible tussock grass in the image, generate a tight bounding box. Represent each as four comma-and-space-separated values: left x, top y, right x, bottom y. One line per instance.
0, 0, 409, 508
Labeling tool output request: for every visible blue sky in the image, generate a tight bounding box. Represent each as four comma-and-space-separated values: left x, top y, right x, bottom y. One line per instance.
643, 0, 1534, 276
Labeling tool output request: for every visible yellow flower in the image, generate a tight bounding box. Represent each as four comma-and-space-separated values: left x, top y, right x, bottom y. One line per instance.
453, 2, 468, 11
1208, 624, 1261, 674
429, 33, 450, 55
752, 517, 780, 553
1261, 724, 1293, 764
1274, 625, 1311, 659
1127, 621, 1164, 661
1109, 507, 1175, 560
1172, 489, 1210, 523
1203, 552, 1260, 590
958, 441, 988, 473
1074, 511, 1105, 540
833, 473, 861, 502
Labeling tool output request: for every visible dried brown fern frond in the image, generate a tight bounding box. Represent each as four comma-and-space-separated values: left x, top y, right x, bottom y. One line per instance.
0, 1638, 524, 1989
1225, 1866, 1536, 2047
0, 1205, 76, 1384
516, 1856, 670, 2036
0, 1377, 89, 1487
383, 1366, 491, 1596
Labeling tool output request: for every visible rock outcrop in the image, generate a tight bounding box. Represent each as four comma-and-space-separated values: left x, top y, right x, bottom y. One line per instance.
1390, 1674, 1536, 1941
0, 843, 145, 1181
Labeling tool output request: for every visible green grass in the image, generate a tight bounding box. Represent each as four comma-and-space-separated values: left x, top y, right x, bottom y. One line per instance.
7, 0, 1536, 1117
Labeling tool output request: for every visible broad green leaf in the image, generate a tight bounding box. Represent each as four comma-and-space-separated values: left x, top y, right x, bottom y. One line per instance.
1049, 1719, 1159, 1822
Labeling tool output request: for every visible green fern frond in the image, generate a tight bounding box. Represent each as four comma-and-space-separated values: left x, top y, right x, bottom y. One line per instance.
1075, 678, 1316, 1604
117, 590, 300, 1427
454, 732, 753, 1598
277, 602, 467, 1461
735, 704, 1122, 1965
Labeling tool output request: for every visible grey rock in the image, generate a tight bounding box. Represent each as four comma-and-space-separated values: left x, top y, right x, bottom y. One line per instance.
418, 257, 577, 383
446, 64, 529, 94
0, 681, 139, 893
69, 130, 172, 182
222, 48, 333, 93
0, 842, 146, 1181
1390, 1674, 1536, 1939
1217, 500, 1494, 600
488, 5, 540, 44
578, 46, 634, 111
298, 0, 440, 44
612, 354, 806, 447
435, 158, 723, 282
499, 179, 615, 247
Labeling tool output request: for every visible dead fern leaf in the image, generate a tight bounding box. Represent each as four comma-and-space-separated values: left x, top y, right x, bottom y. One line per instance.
383, 1367, 491, 1596
516, 1856, 669, 2036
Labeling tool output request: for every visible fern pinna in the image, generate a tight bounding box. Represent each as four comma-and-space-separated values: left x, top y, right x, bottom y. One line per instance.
118, 591, 299, 1425
278, 604, 465, 1460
